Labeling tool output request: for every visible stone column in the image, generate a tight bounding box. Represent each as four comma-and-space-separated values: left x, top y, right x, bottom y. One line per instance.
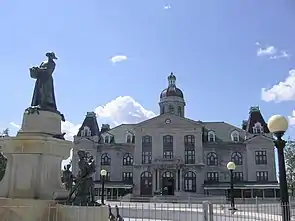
179, 169, 183, 191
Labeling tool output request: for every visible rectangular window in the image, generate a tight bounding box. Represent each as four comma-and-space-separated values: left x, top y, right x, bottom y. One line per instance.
255, 151, 267, 165
122, 172, 133, 183
233, 172, 244, 181
163, 150, 173, 159
142, 151, 152, 164
207, 172, 219, 182
185, 150, 195, 164
256, 171, 268, 181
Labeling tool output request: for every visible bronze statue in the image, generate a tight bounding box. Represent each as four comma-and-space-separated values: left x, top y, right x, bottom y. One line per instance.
62, 164, 74, 191
67, 150, 97, 205
29, 52, 58, 112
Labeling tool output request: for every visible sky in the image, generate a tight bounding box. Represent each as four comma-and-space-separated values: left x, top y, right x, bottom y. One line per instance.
1, 1, 295, 147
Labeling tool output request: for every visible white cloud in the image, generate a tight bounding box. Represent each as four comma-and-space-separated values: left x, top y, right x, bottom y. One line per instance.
164, 4, 171, 10
261, 69, 295, 102
288, 110, 295, 125
256, 43, 290, 59
257, 46, 277, 57
110, 55, 128, 64
9, 96, 156, 167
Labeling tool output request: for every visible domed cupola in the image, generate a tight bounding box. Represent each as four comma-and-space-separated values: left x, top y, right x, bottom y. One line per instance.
160, 73, 184, 98
159, 72, 186, 117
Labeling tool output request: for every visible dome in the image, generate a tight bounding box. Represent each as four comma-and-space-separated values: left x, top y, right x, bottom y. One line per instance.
160, 87, 184, 98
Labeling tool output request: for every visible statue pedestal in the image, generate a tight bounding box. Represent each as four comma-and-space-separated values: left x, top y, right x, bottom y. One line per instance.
0, 198, 109, 221
0, 110, 71, 200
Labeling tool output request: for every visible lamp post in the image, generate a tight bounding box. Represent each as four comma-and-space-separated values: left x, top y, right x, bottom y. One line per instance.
227, 161, 236, 210
267, 115, 290, 221
100, 169, 107, 205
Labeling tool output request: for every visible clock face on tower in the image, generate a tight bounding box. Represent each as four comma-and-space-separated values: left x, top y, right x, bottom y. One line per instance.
165, 118, 171, 124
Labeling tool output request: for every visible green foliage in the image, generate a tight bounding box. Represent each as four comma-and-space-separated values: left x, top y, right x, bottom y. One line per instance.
285, 139, 295, 196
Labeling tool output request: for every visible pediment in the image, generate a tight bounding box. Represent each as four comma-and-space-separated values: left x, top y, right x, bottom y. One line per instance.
244, 134, 274, 144
134, 113, 202, 129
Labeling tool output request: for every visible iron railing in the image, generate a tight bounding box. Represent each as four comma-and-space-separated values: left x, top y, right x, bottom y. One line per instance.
0, 200, 294, 220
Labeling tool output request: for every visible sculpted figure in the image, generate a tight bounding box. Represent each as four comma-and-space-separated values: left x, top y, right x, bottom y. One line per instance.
30, 52, 58, 112
62, 164, 74, 191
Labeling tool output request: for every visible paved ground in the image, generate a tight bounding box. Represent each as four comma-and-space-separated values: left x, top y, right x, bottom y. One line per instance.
107, 201, 284, 221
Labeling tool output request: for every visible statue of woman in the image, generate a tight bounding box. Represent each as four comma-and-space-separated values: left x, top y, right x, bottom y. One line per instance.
30, 52, 58, 111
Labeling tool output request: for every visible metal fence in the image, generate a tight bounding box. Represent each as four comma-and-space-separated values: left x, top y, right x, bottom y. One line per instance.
0, 201, 294, 221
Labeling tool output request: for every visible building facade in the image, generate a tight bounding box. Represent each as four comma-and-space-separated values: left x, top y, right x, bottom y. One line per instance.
72, 73, 279, 200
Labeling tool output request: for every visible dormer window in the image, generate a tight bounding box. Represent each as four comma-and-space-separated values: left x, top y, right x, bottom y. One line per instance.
126, 135, 131, 143
208, 131, 216, 142
105, 136, 109, 143
81, 126, 91, 137
231, 131, 239, 142
253, 122, 263, 134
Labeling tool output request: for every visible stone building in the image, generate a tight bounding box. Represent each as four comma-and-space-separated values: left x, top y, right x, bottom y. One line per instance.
72, 73, 279, 200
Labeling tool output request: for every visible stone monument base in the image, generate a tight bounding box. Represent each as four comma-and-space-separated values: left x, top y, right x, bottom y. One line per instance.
0, 198, 109, 221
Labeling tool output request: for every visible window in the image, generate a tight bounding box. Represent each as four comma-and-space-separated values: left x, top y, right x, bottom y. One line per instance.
142, 135, 152, 164
123, 153, 133, 166
207, 172, 219, 182
184, 135, 195, 145
255, 151, 267, 165
233, 172, 244, 181
184, 171, 196, 192
126, 135, 131, 143
207, 152, 218, 166
101, 153, 111, 165
184, 135, 195, 164
161, 106, 165, 114
185, 150, 195, 164
256, 171, 268, 181
81, 126, 91, 137
208, 131, 216, 142
253, 122, 263, 134
132, 135, 135, 143
163, 135, 173, 159
100, 172, 110, 181
105, 136, 109, 143
95, 188, 99, 196
231, 152, 243, 165
122, 172, 133, 183
231, 131, 239, 142
142, 151, 152, 164
168, 105, 174, 114
178, 106, 182, 116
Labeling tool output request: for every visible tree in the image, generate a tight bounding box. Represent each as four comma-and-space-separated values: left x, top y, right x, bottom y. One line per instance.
0, 128, 9, 181
285, 139, 295, 196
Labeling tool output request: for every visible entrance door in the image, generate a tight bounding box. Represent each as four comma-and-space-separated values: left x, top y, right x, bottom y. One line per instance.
162, 171, 175, 195
140, 171, 153, 196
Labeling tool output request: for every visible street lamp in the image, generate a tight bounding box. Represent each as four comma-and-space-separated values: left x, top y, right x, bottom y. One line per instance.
100, 169, 107, 205
268, 115, 290, 221
227, 161, 237, 210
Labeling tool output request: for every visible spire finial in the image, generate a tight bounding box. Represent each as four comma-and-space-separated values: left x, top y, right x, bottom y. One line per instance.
168, 72, 176, 86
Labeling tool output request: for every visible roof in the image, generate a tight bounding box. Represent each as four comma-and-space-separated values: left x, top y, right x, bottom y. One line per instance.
160, 72, 184, 99
245, 106, 270, 134
76, 112, 100, 136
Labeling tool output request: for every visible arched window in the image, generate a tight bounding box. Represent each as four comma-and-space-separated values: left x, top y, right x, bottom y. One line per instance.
207, 152, 218, 166
123, 153, 133, 166
253, 122, 263, 134
163, 135, 173, 159
101, 153, 111, 165
81, 126, 91, 137
208, 131, 216, 142
161, 106, 165, 114
126, 135, 131, 143
184, 171, 196, 192
184, 135, 195, 164
231, 152, 243, 165
231, 131, 239, 142
168, 105, 174, 114
105, 136, 109, 143
178, 106, 182, 116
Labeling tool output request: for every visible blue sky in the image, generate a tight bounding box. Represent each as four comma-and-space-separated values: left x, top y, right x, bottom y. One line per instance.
1, 0, 295, 139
